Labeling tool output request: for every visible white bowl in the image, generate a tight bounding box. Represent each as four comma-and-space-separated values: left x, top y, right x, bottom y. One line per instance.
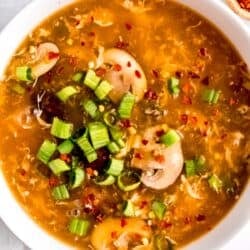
0, 0, 249, 249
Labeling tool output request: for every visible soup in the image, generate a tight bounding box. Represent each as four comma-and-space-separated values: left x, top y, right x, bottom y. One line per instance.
0, 0, 249, 249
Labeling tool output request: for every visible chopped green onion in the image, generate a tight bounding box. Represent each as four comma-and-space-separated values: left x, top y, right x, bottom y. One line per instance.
154, 235, 172, 250
152, 200, 166, 220
88, 122, 110, 149
11, 83, 25, 95
116, 138, 126, 148
37, 140, 57, 164
208, 174, 223, 193
56, 86, 78, 102
160, 129, 180, 147
52, 184, 70, 200
48, 159, 71, 175
168, 77, 180, 96
109, 127, 124, 141
16, 66, 33, 81
94, 80, 113, 100
123, 200, 135, 217
202, 89, 221, 104
83, 69, 100, 90
106, 158, 124, 176
107, 142, 120, 154
77, 136, 97, 163
117, 171, 141, 192
82, 100, 100, 119
71, 156, 79, 169
69, 167, 85, 189
95, 174, 116, 186
50, 117, 73, 139
72, 72, 85, 83
69, 218, 90, 237
118, 92, 136, 118
185, 155, 206, 177
103, 110, 117, 127
57, 140, 74, 154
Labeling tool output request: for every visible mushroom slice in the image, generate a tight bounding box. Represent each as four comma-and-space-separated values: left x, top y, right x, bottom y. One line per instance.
32, 42, 60, 78
103, 48, 147, 103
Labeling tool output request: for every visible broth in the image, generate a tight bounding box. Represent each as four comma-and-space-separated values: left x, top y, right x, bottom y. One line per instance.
0, 0, 249, 249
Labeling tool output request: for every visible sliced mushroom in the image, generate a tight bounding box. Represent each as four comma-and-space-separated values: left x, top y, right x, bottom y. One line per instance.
32, 42, 60, 78
131, 125, 184, 190
103, 48, 147, 103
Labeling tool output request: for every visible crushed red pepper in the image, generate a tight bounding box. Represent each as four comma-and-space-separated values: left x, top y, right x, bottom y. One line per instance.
237, 0, 250, 11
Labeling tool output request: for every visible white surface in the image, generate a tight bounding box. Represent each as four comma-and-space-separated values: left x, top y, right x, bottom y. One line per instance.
0, 0, 249, 250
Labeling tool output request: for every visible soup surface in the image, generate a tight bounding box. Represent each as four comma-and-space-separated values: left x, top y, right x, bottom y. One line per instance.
0, 0, 249, 249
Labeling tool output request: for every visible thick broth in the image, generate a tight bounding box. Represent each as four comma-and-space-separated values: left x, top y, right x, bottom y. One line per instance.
0, 0, 249, 249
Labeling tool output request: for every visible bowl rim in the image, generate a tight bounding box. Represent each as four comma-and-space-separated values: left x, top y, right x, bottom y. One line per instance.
0, 0, 249, 249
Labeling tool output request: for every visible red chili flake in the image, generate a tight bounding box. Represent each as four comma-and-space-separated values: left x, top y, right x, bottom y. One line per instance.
188, 71, 200, 79
68, 56, 78, 67
221, 133, 228, 140
119, 119, 131, 128
140, 201, 148, 209
175, 71, 184, 79
75, 20, 80, 26
204, 120, 209, 126
49, 176, 59, 188
125, 23, 132, 30
196, 214, 206, 222
182, 95, 192, 105
135, 152, 143, 159
152, 69, 160, 79
60, 154, 71, 163
229, 97, 236, 106
160, 221, 172, 228
95, 67, 106, 77
184, 217, 192, 225
86, 167, 94, 176
120, 217, 127, 227
115, 41, 129, 49
190, 116, 198, 124
113, 64, 122, 72
237, 0, 250, 11
154, 154, 165, 163
45, 71, 53, 83
201, 76, 210, 86
199, 47, 208, 57
88, 31, 95, 37
95, 210, 104, 223
80, 41, 85, 46
181, 83, 192, 94
87, 193, 95, 201
156, 129, 165, 137
180, 114, 188, 125
135, 70, 141, 78
48, 51, 59, 60
55, 66, 64, 75
111, 231, 118, 239
19, 168, 26, 176
142, 139, 148, 145
127, 61, 131, 67
212, 108, 219, 116
144, 89, 158, 101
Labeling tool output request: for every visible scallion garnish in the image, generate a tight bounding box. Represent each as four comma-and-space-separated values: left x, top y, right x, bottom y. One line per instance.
88, 122, 110, 149
208, 174, 223, 193
202, 88, 221, 104
118, 92, 136, 118
72, 72, 85, 83
168, 77, 180, 96
103, 110, 117, 127
77, 136, 97, 163
106, 158, 124, 176
94, 80, 113, 100
109, 127, 124, 141
69, 218, 90, 236
82, 99, 100, 119
52, 184, 70, 200
107, 141, 120, 154
95, 174, 116, 186
117, 171, 141, 192
123, 200, 135, 217
56, 86, 78, 103
48, 159, 71, 175
37, 140, 57, 164
83, 69, 100, 90
57, 140, 74, 154
185, 155, 206, 177
152, 200, 166, 220
160, 129, 180, 147
69, 167, 85, 189
50, 117, 73, 139
16, 66, 33, 82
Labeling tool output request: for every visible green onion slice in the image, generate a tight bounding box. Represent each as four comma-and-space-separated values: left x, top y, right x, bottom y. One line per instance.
160, 129, 180, 147
109, 127, 124, 141
202, 88, 221, 104
69, 167, 85, 189
168, 77, 180, 96
77, 136, 97, 163
82, 99, 100, 119
208, 174, 223, 193
117, 171, 141, 192
94, 80, 113, 100
106, 158, 124, 176
37, 140, 57, 164
72, 72, 85, 83
56, 86, 78, 103
107, 141, 120, 154
52, 184, 70, 200
48, 159, 71, 175
95, 174, 116, 186
16, 66, 33, 82
50, 117, 73, 139
57, 140, 74, 154
103, 110, 117, 127
83, 69, 100, 90
118, 92, 136, 119
123, 200, 135, 217
69, 218, 90, 237
152, 200, 166, 220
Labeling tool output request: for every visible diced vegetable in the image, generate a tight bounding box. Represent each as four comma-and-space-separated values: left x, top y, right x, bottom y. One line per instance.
117, 171, 141, 192
103, 110, 117, 127
69, 167, 85, 189
106, 158, 124, 176
94, 80, 113, 100
16, 66, 33, 81
123, 200, 135, 217
37, 140, 57, 164
56, 86, 78, 102
185, 155, 206, 177
118, 92, 136, 118
83, 69, 101, 90
95, 174, 116, 186
160, 129, 180, 147
88, 122, 110, 149
69, 218, 90, 236
51, 117, 73, 139
107, 141, 120, 154
82, 100, 100, 119
116, 138, 125, 148
154, 235, 173, 250
52, 184, 70, 200
72, 72, 85, 83
11, 83, 25, 95
77, 136, 97, 163
202, 88, 221, 104
48, 159, 71, 175
57, 140, 74, 154
152, 200, 166, 220
208, 174, 223, 193
168, 77, 180, 96
109, 127, 124, 141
